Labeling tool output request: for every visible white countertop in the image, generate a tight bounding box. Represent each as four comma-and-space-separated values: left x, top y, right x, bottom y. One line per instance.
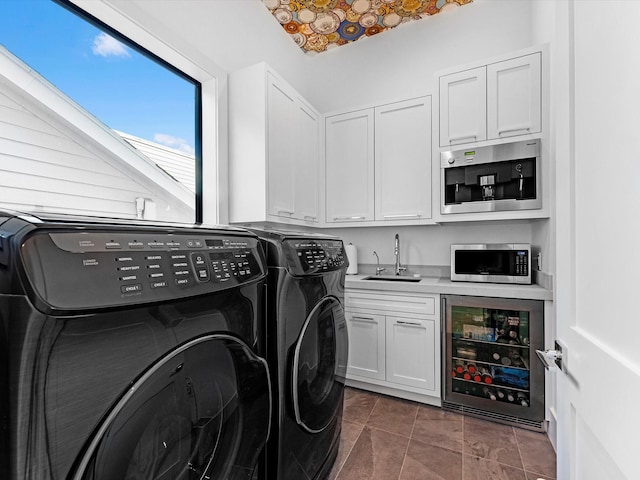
345, 274, 553, 301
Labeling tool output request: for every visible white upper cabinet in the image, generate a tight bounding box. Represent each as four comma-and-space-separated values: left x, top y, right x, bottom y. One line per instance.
294, 100, 320, 223
439, 52, 542, 148
229, 63, 320, 225
325, 96, 433, 226
325, 109, 375, 223
487, 53, 541, 140
266, 77, 296, 219
375, 97, 432, 222
439, 67, 487, 147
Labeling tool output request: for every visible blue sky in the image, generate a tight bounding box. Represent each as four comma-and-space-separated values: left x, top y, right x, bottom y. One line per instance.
0, 0, 196, 155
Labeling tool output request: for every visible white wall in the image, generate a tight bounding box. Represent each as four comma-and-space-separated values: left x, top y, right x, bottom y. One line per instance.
303, 0, 534, 112
324, 221, 533, 269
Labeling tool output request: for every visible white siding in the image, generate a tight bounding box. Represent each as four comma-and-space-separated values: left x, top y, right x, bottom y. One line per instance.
117, 132, 196, 194
0, 49, 195, 223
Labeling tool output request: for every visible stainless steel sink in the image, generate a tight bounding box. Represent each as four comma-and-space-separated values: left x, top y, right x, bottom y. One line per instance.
362, 275, 421, 282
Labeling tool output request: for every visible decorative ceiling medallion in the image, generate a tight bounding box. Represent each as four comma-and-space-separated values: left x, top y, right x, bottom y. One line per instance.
263, 0, 473, 54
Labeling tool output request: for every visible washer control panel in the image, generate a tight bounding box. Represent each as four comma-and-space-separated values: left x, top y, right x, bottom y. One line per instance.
19, 230, 265, 312
284, 239, 346, 275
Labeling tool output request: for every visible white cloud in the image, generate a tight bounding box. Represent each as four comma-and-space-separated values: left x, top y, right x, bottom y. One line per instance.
92, 33, 130, 58
154, 133, 195, 156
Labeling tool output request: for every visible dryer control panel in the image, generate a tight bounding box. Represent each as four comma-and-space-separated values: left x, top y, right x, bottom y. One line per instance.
18, 230, 265, 313
283, 239, 346, 275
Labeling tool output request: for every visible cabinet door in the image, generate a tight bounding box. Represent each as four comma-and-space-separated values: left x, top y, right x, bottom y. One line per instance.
346, 311, 385, 380
325, 109, 375, 223
267, 75, 296, 219
294, 100, 319, 223
439, 66, 487, 147
374, 97, 432, 221
386, 316, 436, 391
487, 53, 541, 140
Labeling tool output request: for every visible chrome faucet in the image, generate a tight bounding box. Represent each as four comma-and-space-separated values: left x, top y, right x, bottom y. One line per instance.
373, 251, 385, 275
394, 234, 406, 276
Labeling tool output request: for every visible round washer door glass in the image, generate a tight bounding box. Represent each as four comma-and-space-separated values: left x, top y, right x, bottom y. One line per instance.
71, 335, 271, 480
293, 296, 348, 433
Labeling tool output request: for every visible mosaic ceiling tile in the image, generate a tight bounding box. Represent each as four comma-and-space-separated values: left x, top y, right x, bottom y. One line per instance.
263, 0, 473, 54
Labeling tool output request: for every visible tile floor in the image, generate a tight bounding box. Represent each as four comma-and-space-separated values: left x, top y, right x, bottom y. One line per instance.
328, 387, 556, 480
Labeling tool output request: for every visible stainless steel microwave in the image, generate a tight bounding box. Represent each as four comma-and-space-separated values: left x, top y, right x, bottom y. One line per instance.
450, 244, 531, 284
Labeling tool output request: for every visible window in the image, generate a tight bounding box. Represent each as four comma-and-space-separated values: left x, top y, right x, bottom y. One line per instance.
0, 0, 201, 223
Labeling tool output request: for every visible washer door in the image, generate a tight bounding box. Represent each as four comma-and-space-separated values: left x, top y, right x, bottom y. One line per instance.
70, 334, 271, 480
292, 296, 348, 434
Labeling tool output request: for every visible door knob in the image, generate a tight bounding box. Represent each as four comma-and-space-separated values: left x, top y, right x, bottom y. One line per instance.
535, 340, 564, 371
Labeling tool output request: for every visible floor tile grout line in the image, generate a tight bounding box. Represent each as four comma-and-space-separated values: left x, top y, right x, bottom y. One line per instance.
333, 422, 364, 480
397, 405, 420, 480
335, 392, 380, 480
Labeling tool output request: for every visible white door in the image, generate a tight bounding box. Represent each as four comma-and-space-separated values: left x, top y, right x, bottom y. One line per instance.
487, 52, 541, 140
554, 2, 640, 479
374, 97, 432, 222
266, 75, 296, 219
386, 316, 436, 391
325, 109, 375, 223
345, 311, 386, 381
439, 66, 486, 147
294, 100, 319, 223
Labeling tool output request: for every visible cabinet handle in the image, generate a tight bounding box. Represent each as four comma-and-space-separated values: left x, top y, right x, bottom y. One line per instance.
277, 210, 294, 216
352, 316, 376, 323
449, 134, 477, 144
383, 213, 422, 219
333, 216, 365, 221
396, 320, 422, 327
498, 127, 531, 136
304, 215, 317, 221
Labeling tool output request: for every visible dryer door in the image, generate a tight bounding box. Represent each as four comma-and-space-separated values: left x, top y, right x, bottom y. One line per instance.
70, 334, 271, 480
292, 296, 348, 434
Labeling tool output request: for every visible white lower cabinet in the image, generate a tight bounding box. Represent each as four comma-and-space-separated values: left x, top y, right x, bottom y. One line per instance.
345, 311, 385, 380
345, 289, 441, 406
386, 316, 436, 391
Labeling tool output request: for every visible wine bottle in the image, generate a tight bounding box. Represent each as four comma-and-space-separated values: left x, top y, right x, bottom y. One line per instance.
496, 388, 506, 400
467, 363, 477, 374
480, 367, 493, 384
517, 392, 529, 407
506, 391, 516, 403
483, 386, 497, 401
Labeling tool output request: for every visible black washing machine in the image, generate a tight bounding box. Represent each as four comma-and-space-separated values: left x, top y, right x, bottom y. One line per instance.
249, 228, 348, 480
0, 212, 272, 480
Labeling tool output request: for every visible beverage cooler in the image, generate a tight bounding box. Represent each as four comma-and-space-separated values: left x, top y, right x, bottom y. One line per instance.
442, 295, 545, 430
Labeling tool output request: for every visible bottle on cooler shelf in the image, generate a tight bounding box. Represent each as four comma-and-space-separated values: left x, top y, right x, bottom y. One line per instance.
517, 392, 529, 407
480, 367, 493, 384
482, 386, 497, 401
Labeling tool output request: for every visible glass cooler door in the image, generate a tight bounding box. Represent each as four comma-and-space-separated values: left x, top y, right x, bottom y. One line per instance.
442, 295, 544, 429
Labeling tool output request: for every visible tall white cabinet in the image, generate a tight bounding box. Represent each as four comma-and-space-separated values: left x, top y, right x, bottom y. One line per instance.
439, 52, 541, 147
229, 63, 319, 225
325, 96, 433, 226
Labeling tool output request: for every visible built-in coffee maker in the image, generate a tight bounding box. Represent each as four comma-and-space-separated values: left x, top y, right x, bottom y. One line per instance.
441, 139, 541, 214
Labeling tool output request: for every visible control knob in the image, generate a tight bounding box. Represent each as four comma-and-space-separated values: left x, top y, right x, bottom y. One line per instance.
447, 157, 455, 165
